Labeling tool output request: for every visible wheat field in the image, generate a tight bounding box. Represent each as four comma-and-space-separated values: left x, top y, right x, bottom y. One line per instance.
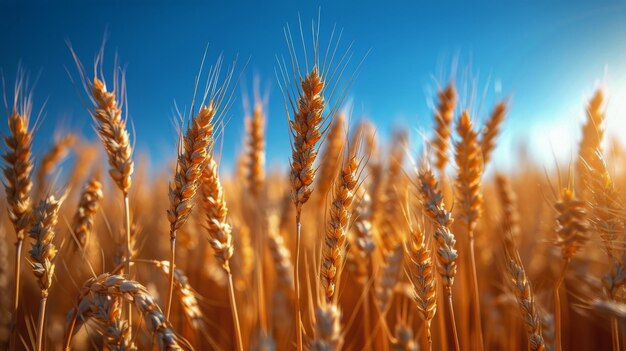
0, 18, 623, 351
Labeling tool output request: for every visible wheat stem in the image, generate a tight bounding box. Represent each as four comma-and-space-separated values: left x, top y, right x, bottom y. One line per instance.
468, 233, 484, 350
123, 193, 132, 334
446, 289, 460, 351
166, 235, 176, 319
35, 294, 47, 351
554, 259, 569, 351
294, 214, 303, 351
226, 267, 244, 351
612, 317, 620, 351
9, 241, 22, 351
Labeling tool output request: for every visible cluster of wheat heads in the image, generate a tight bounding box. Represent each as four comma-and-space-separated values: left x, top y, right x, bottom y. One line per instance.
2, 25, 626, 351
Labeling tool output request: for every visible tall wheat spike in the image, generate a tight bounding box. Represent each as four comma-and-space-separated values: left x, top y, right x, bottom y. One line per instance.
200, 157, 242, 351
321, 156, 359, 303
576, 89, 604, 196
166, 103, 216, 318
418, 167, 460, 351
454, 110, 485, 350
431, 83, 457, 173
479, 101, 507, 166
1, 81, 34, 351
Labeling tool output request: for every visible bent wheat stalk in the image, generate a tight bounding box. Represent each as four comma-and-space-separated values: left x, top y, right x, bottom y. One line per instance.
64, 274, 187, 351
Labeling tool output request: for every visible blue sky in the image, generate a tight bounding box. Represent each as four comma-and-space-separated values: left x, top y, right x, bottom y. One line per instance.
2, 1, 626, 174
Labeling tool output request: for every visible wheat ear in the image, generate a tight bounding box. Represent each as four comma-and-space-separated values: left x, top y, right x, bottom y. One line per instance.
553, 187, 588, 351
288, 67, 326, 351
321, 156, 358, 303
379, 131, 407, 251
431, 83, 457, 173
156, 261, 204, 330
391, 322, 418, 351
576, 89, 604, 196
245, 101, 266, 198
28, 194, 63, 351
418, 167, 460, 351
71, 178, 103, 250
166, 103, 215, 319
64, 274, 186, 351
502, 230, 545, 351
406, 225, 437, 351
88, 73, 135, 330
454, 111, 485, 350
200, 157, 242, 351
2, 87, 34, 351
479, 101, 507, 166
310, 303, 343, 351
268, 212, 294, 293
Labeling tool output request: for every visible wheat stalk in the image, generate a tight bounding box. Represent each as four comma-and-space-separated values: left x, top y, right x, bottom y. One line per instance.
200, 157, 242, 351
287, 67, 326, 350
0, 227, 10, 348
84, 67, 135, 331
418, 167, 460, 351
166, 103, 216, 319
454, 110, 485, 350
